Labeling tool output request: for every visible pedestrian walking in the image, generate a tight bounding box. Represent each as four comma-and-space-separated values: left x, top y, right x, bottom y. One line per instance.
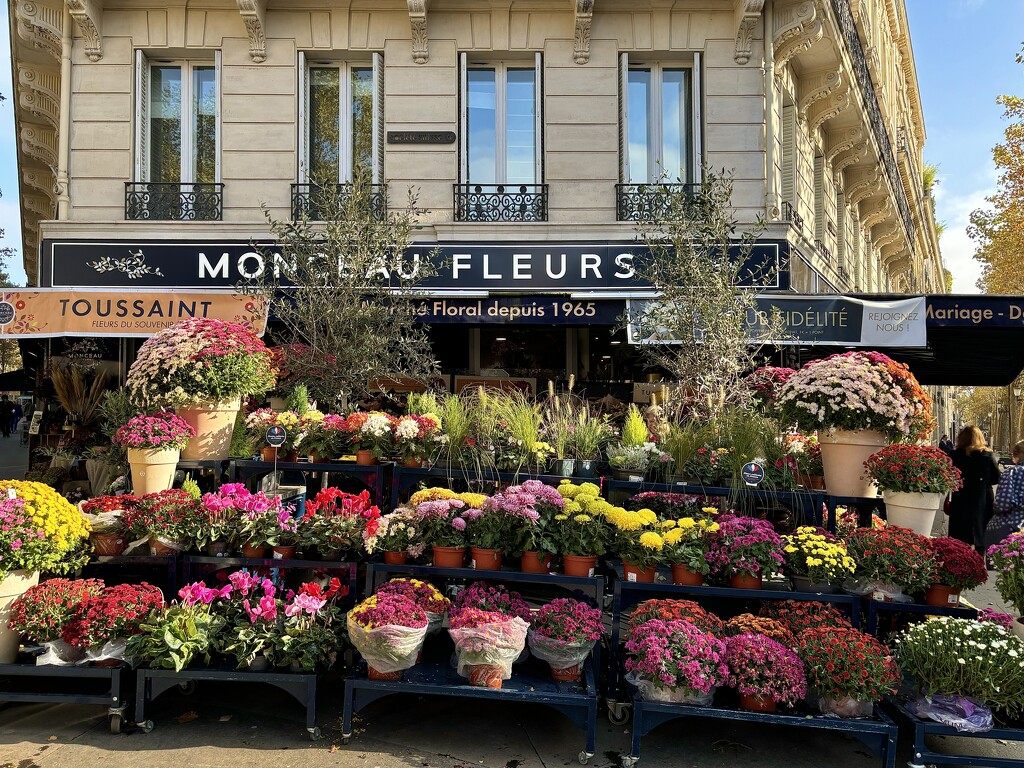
986, 440, 1024, 548
11, 401, 23, 436
0, 395, 15, 438
939, 434, 954, 456
948, 425, 1001, 555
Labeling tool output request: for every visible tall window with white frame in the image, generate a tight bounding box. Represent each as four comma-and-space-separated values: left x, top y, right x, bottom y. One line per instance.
617, 54, 701, 221
296, 54, 384, 220
130, 51, 221, 220
457, 54, 545, 222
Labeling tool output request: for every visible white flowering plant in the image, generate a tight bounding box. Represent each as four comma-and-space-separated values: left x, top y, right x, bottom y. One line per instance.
893, 617, 1024, 718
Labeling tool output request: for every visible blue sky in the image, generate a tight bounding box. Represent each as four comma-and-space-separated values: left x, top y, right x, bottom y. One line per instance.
0, 3, 1020, 291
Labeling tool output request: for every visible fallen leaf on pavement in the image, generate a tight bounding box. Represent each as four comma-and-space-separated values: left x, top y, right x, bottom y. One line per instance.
175, 711, 199, 724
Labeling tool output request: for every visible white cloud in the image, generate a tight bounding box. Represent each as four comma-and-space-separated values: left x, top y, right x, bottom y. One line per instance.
933, 180, 995, 294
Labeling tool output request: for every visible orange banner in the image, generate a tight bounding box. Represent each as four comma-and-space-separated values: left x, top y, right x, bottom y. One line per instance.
0, 289, 268, 338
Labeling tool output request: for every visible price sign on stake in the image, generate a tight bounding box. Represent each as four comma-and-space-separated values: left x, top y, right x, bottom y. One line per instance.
266, 426, 287, 448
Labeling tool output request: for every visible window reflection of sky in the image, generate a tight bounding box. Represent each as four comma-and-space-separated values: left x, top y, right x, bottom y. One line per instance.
468, 67, 535, 184
627, 67, 689, 184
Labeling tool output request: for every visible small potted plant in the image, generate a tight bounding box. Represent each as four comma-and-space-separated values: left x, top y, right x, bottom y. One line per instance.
348, 593, 428, 680
266, 508, 300, 560
759, 600, 853, 634
273, 579, 347, 672
245, 408, 302, 461
798, 626, 900, 717
414, 497, 469, 567
864, 444, 962, 535
705, 514, 785, 590
8, 578, 104, 664
464, 492, 518, 570
300, 487, 381, 560
123, 489, 205, 556
125, 317, 276, 462
527, 598, 602, 682
663, 516, 720, 586
682, 446, 732, 486
448, 607, 530, 689
376, 578, 450, 633
344, 411, 397, 465
606, 445, 655, 482
570, 412, 613, 478
624, 618, 728, 704
554, 481, 610, 576
363, 508, 422, 564
987, 532, 1024, 639
61, 582, 164, 665
925, 537, 988, 607
220, 574, 279, 670
784, 433, 824, 490
126, 581, 232, 671
393, 413, 443, 468
627, 599, 724, 637
116, 413, 196, 495
604, 505, 665, 583
724, 633, 807, 713
503, 480, 565, 574
844, 525, 936, 601
80, 495, 138, 556
781, 526, 857, 593
300, 413, 351, 463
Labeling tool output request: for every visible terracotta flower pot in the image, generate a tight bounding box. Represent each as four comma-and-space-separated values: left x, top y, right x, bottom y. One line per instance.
384, 551, 408, 565
520, 551, 553, 574
470, 547, 503, 570
403, 458, 423, 469
623, 561, 657, 583
90, 532, 126, 556
432, 545, 466, 568
818, 429, 888, 498
355, 449, 378, 466
177, 398, 241, 462
148, 537, 181, 556
466, 663, 504, 689
924, 583, 961, 607
0, 570, 39, 663
729, 572, 763, 590
272, 545, 296, 560
563, 555, 597, 578
671, 564, 703, 586
550, 663, 582, 682
739, 693, 777, 713
128, 446, 180, 495
242, 541, 268, 559
367, 665, 403, 681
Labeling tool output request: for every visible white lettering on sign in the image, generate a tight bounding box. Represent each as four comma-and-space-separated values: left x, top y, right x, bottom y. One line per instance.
513, 253, 531, 280
581, 254, 601, 278
452, 253, 472, 277
199, 252, 229, 279
545, 253, 567, 279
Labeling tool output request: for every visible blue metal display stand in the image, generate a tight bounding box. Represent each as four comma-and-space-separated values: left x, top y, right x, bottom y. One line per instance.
345, 562, 604, 762
622, 691, 898, 768
887, 697, 1024, 768
134, 666, 322, 740
228, 459, 388, 509
0, 661, 131, 733
865, 596, 977, 638
389, 465, 574, 509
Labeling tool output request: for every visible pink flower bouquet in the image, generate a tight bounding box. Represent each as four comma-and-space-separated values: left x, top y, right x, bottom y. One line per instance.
449, 607, 530, 685
115, 412, 196, 450
347, 593, 428, 675
624, 618, 729, 704
528, 598, 602, 677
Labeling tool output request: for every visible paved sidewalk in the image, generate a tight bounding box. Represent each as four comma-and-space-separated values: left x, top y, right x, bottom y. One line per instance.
0, 423, 29, 480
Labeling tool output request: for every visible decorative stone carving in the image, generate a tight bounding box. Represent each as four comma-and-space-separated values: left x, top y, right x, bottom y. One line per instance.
826, 126, 861, 166
66, 0, 103, 62
20, 125, 59, 173
23, 167, 57, 200
408, 0, 429, 64
860, 196, 893, 232
236, 0, 267, 63
573, 0, 595, 65
808, 81, 851, 135
734, 0, 766, 65
15, 0, 64, 61
18, 64, 60, 129
798, 69, 842, 123
830, 128, 866, 177
23, 194, 54, 220
773, 0, 822, 73
846, 166, 882, 208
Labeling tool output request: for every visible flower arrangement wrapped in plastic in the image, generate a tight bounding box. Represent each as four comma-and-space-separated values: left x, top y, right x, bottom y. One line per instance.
624, 618, 729, 704
347, 593, 428, 677
61, 582, 164, 663
0, 481, 91, 579
448, 608, 530, 688
376, 577, 450, 633
527, 598, 602, 680
798, 626, 900, 717
843, 525, 937, 597
8, 578, 105, 663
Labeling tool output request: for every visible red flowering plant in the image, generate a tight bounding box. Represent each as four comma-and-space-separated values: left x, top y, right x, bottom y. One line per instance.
122, 489, 206, 547
80, 495, 138, 534
863, 445, 962, 494
61, 582, 164, 652
300, 488, 381, 556
626, 599, 724, 637
798, 626, 900, 703
300, 413, 352, 461
928, 537, 988, 592
722, 614, 796, 648
452, 581, 533, 624
746, 366, 796, 409
8, 578, 104, 644
724, 633, 807, 706
759, 600, 853, 634
274, 577, 348, 671
115, 412, 195, 451
844, 525, 937, 594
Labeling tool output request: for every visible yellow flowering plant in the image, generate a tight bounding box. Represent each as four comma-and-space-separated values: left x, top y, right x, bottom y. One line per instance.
661, 517, 720, 575
551, 481, 610, 556
0, 480, 91, 578
781, 526, 856, 585
604, 506, 666, 569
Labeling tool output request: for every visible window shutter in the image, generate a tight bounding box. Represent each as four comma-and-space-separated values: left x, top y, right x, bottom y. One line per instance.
459, 51, 468, 183
691, 52, 702, 183
534, 51, 543, 185
618, 52, 629, 183
297, 51, 308, 182
372, 51, 385, 184
134, 49, 149, 181
214, 49, 222, 183
781, 104, 796, 206
836, 190, 846, 273
814, 153, 825, 244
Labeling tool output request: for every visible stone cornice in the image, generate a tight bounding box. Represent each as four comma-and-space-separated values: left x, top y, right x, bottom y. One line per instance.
20, 125, 59, 174
23, 167, 56, 199
773, 0, 823, 73
23, 194, 54, 220
846, 166, 882, 208
861, 196, 893, 233
408, 0, 430, 64
236, 0, 267, 63
734, 0, 766, 65
15, 0, 64, 61
66, 0, 103, 62
18, 64, 61, 130
573, 0, 595, 65
826, 126, 862, 173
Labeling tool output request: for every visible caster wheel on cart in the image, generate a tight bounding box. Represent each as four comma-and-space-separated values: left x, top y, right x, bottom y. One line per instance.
620, 756, 638, 768
178, 681, 196, 695
109, 714, 123, 734
341, 736, 351, 746
607, 703, 631, 726
578, 751, 593, 765
140, 720, 154, 734
308, 727, 321, 741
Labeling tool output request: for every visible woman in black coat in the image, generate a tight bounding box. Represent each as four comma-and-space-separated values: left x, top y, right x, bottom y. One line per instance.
948, 425, 1001, 554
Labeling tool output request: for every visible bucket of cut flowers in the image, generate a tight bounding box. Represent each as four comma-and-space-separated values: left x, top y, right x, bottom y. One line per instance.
116, 413, 196, 495
376, 578, 450, 634
449, 607, 529, 689
527, 598, 602, 682
724, 633, 807, 713
348, 593, 429, 681
705, 514, 784, 590
61, 582, 165, 665
864, 444, 962, 536
781, 526, 856, 593
924, 537, 988, 607
843, 525, 936, 602
8, 578, 104, 665
798, 626, 900, 717
624, 618, 728, 705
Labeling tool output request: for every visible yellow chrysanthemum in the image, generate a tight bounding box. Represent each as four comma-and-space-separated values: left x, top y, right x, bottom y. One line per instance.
701, 506, 719, 516
706, 522, 720, 532
554, 514, 569, 521
563, 500, 582, 515
664, 528, 684, 546
661, 519, 677, 530
574, 514, 592, 523
678, 517, 697, 529
639, 531, 664, 550
456, 492, 489, 509
637, 508, 658, 525
578, 482, 601, 497
558, 481, 580, 499
410, 487, 457, 505
1, 480, 89, 574
575, 493, 599, 507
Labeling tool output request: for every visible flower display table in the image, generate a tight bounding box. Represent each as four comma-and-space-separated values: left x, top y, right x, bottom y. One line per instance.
886, 696, 1024, 768
228, 459, 388, 510
864, 595, 978, 639
134, 664, 322, 740
343, 562, 604, 763
0, 659, 131, 733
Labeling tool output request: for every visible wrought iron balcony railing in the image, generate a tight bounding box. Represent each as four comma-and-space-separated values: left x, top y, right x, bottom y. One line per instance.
782, 201, 805, 233
453, 183, 548, 222
615, 183, 699, 221
124, 182, 223, 221
815, 238, 834, 262
291, 183, 387, 221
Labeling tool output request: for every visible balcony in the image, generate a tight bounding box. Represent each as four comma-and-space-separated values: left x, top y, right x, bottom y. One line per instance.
815, 239, 834, 262
615, 183, 698, 221
124, 182, 223, 221
783, 201, 805, 234
291, 183, 387, 222
453, 183, 548, 222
